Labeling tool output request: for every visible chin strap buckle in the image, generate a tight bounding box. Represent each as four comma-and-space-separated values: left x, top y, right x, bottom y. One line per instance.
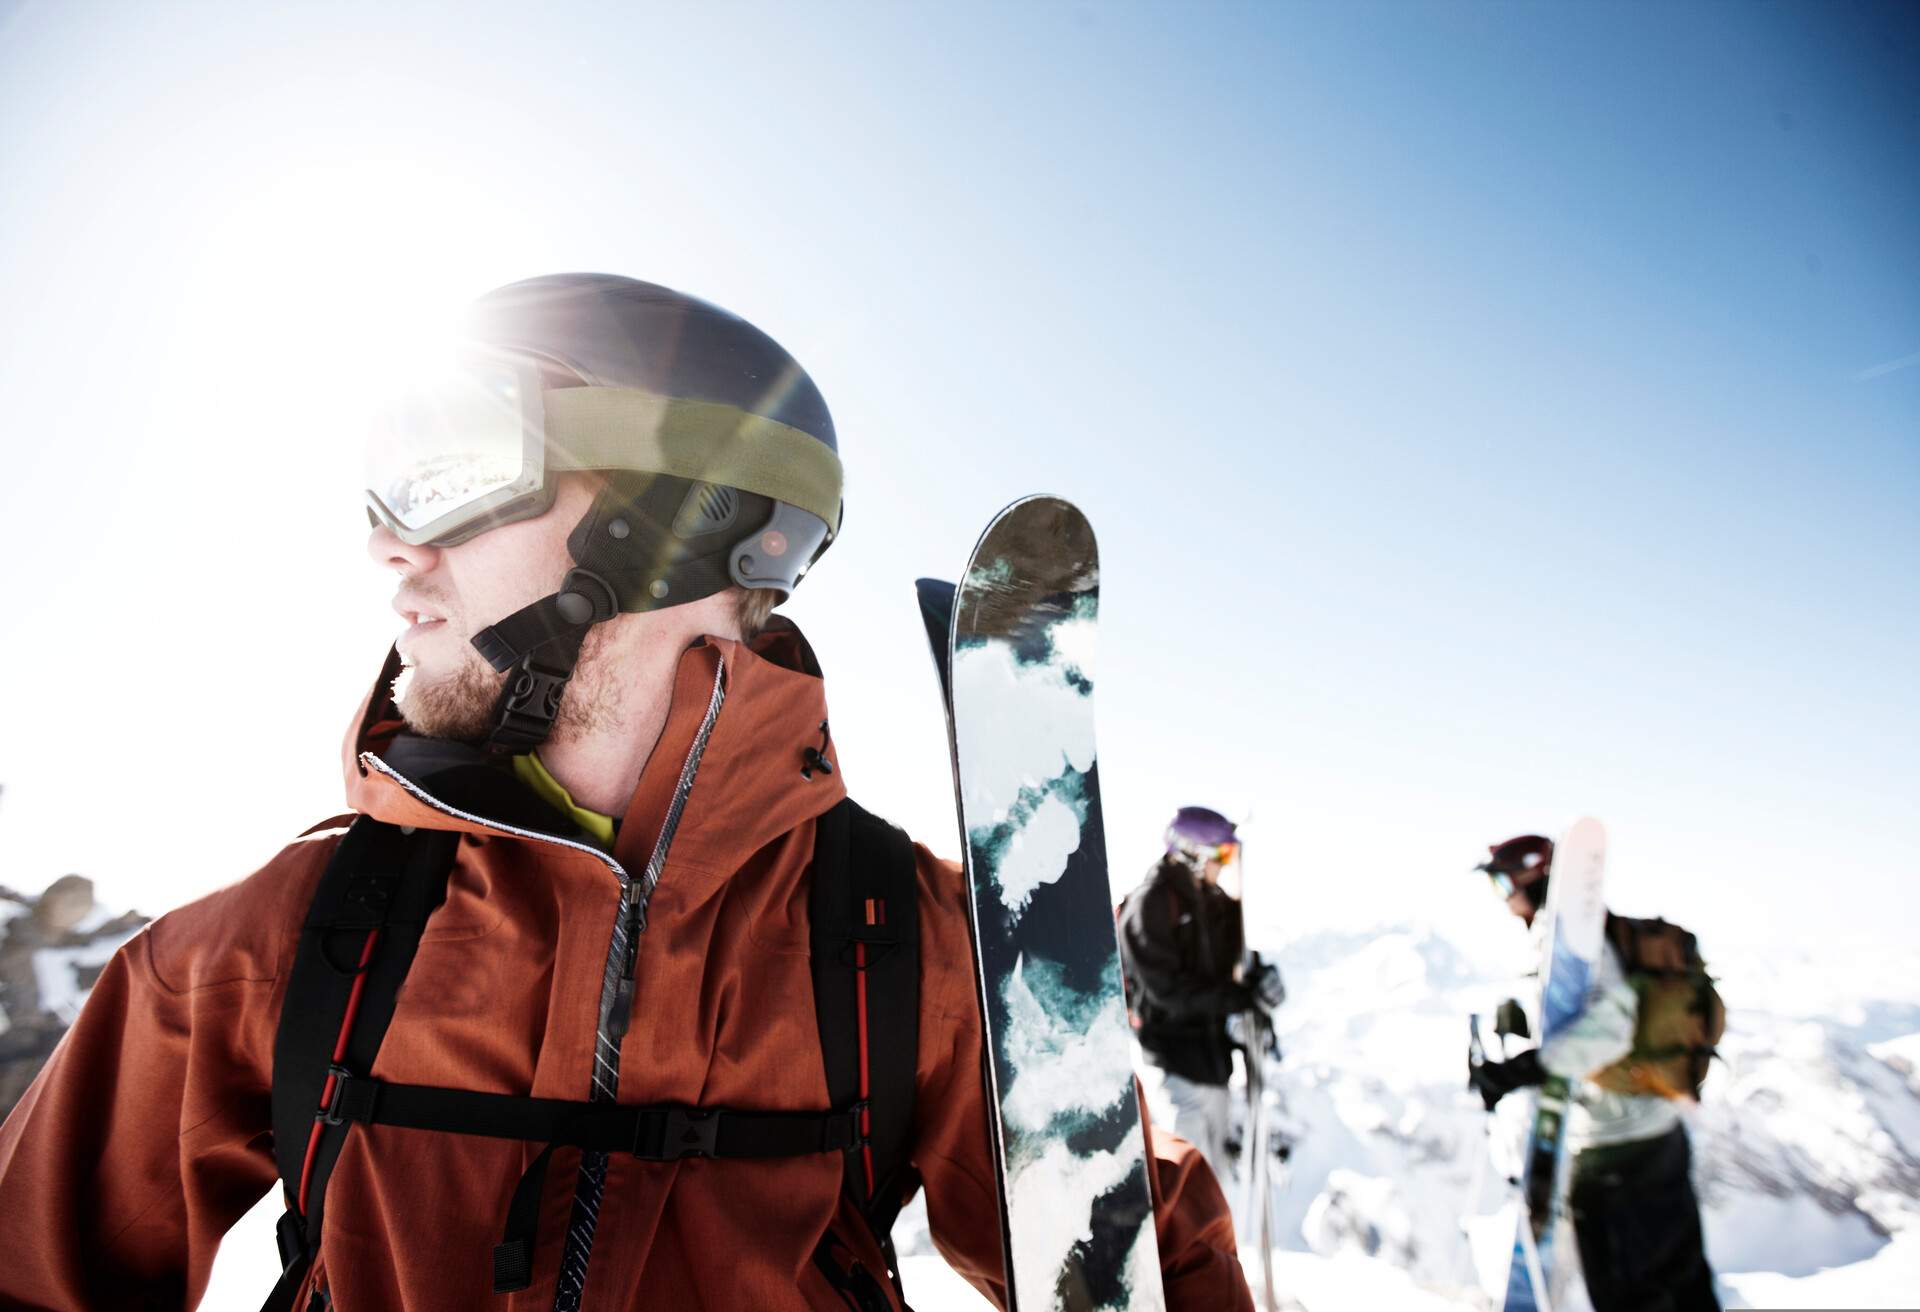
486, 651, 580, 755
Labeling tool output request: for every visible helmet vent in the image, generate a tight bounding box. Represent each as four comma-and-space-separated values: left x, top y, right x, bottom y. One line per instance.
673, 482, 740, 538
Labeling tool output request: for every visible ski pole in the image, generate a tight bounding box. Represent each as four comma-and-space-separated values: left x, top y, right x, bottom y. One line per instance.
1462, 1016, 1491, 1218
1459, 1016, 1493, 1290
1249, 1010, 1277, 1312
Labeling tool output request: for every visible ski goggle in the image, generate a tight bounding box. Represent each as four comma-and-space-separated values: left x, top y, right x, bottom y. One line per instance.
1171, 837, 1237, 866
363, 351, 847, 551
364, 352, 551, 548
1483, 865, 1548, 899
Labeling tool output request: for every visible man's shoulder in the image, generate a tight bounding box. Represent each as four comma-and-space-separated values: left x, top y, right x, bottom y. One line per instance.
830, 799, 960, 905
142, 814, 357, 995
875, 827, 976, 1022
884, 829, 966, 933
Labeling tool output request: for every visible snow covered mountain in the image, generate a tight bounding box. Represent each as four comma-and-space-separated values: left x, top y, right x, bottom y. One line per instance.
1255, 921, 1920, 1310
900, 919, 1920, 1311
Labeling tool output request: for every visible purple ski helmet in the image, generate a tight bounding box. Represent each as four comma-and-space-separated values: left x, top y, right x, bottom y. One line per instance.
1165, 806, 1238, 866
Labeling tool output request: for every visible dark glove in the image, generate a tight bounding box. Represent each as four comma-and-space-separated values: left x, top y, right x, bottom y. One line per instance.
1244, 954, 1285, 1011
1493, 997, 1531, 1042
1227, 1010, 1282, 1060
1468, 1048, 1545, 1111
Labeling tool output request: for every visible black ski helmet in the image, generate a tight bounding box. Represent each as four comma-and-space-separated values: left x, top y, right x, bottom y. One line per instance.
365, 273, 843, 751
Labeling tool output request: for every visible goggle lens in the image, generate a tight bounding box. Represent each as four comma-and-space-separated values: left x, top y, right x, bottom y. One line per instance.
364, 353, 546, 545
1488, 870, 1517, 898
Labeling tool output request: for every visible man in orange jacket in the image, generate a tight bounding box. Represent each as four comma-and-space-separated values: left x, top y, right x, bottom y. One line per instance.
0, 274, 1252, 1311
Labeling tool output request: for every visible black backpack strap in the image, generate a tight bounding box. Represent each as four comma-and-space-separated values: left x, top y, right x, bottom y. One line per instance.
271, 1061, 867, 1300
306, 1071, 864, 1156
263, 818, 459, 1312
810, 797, 921, 1301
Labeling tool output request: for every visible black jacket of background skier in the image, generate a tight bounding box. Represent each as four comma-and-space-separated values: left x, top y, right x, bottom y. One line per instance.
1119, 857, 1253, 1086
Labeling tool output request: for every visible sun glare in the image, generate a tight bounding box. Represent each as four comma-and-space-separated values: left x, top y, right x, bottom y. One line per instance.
163, 160, 539, 501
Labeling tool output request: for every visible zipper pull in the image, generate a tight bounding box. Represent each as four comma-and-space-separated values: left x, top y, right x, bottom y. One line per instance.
607, 895, 643, 1040
609, 974, 636, 1040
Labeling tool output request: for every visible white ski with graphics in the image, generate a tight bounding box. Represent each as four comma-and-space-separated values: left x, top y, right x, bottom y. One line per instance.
917, 495, 1166, 1312
1500, 816, 1608, 1312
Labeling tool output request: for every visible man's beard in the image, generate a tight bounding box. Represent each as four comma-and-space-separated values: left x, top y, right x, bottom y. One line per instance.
393, 625, 619, 748
392, 647, 502, 744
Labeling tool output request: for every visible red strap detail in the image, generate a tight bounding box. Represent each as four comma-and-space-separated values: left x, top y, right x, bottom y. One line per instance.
855, 941, 875, 1196
296, 929, 382, 1216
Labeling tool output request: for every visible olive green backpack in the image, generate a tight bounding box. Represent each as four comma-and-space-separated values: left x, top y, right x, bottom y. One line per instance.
1590, 914, 1726, 1101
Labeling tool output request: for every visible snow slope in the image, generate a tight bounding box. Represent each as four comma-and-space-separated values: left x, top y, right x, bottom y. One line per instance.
885, 918, 1920, 1311
1245, 922, 1920, 1310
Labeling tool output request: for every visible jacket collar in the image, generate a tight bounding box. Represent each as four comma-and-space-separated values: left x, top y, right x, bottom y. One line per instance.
340, 618, 848, 874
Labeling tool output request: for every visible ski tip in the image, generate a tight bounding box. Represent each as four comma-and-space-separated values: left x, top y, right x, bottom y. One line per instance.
915, 578, 957, 615
914, 579, 959, 704
1001, 492, 1071, 511
977, 494, 1092, 537
1561, 816, 1607, 845
965, 496, 1099, 587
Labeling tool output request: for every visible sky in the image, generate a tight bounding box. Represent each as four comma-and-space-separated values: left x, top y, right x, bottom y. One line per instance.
0, 1, 1914, 960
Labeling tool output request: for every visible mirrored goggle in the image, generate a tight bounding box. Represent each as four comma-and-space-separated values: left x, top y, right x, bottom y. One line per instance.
1486, 870, 1518, 897
364, 353, 550, 548
1212, 841, 1239, 866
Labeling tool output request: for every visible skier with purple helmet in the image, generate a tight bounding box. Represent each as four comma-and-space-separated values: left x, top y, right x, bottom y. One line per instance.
1118, 807, 1283, 1181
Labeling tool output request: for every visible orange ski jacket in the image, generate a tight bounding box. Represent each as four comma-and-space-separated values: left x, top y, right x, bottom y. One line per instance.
0, 625, 1253, 1310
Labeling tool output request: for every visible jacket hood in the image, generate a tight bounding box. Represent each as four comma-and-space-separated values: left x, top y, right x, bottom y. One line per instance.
340, 617, 847, 872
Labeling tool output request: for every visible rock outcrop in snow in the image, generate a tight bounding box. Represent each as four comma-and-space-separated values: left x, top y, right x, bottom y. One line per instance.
0, 876, 147, 1116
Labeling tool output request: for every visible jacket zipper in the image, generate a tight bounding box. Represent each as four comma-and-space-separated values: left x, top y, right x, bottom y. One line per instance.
360, 655, 725, 1057
607, 662, 726, 1041
557, 656, 727, 1309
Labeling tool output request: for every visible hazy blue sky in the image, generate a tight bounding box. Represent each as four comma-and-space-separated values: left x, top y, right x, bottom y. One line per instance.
0, 1, 1914, 957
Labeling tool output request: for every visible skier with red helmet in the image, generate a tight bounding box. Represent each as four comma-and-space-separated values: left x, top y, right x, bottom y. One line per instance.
1118, 806, 1283, 1182
1469, 833, 1721, 1312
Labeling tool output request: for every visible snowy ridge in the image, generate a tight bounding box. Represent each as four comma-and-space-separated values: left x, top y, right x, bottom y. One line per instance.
1261, 922, 1920, 1309
894, 920, 1920, 1310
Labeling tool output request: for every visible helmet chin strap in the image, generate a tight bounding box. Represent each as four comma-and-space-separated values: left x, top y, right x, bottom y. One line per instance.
472, 567, 620, 755
467, 474, 776, 755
